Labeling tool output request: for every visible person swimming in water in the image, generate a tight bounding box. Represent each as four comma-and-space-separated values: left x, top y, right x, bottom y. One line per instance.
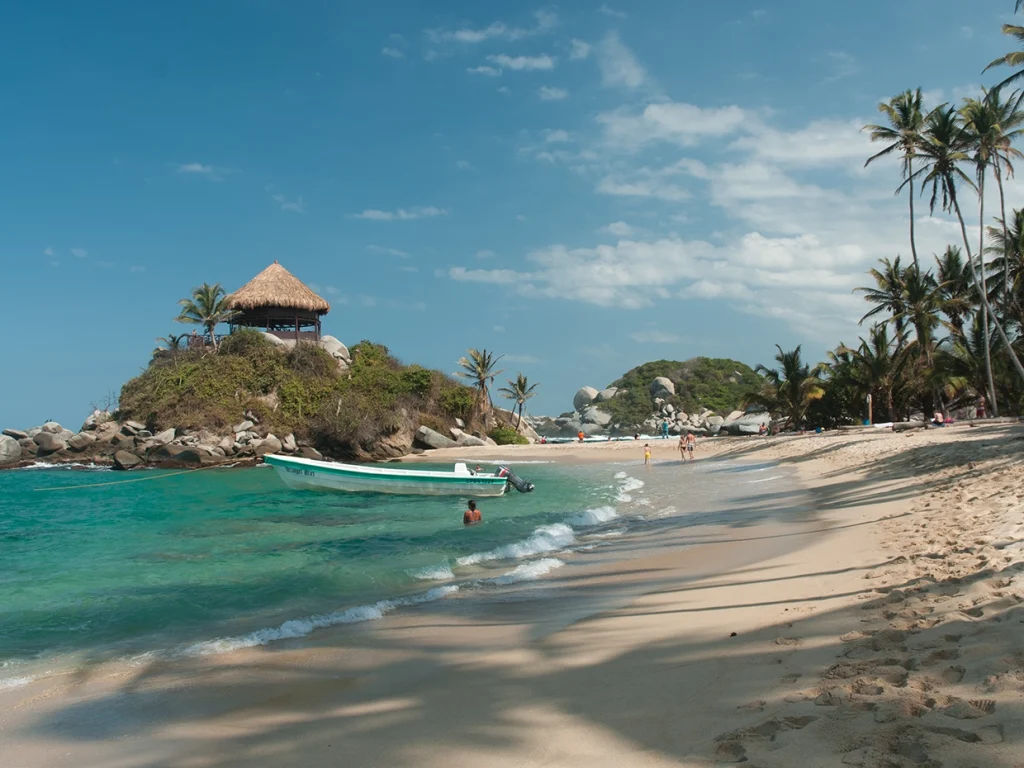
463, 500, 482, 526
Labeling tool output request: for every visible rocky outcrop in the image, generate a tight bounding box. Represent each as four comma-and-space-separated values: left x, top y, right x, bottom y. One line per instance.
3, 428, 29, 441
254, 434, 283, 456
81, 410, 115, 432
150, 444, 218, 468
650, 377, 676, 398
66, 432, 96, 452
34, 432, 66, 456
595, 387, 618, 402
573, 386, 599, 411
0, 435, 22, 466
581, 406, 612, 427
414, 426, 458, 450
721, 412, 771, 435
113, 450, 144, 470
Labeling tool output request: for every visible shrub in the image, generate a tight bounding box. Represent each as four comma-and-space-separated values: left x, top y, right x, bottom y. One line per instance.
488, 425, 528, 445
288, 342, 337, 378
219, 328, 272, 357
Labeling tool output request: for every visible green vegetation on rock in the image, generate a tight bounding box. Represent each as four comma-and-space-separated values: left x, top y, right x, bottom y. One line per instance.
119, 330, 477, 459
600, 358, 758, 427
487, 425, 528, 445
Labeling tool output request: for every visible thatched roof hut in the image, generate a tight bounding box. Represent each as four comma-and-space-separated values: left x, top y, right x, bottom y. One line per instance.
226, 261, 330, 341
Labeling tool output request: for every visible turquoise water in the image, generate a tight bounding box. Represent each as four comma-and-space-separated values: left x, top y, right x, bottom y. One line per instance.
0, 460, 636, 676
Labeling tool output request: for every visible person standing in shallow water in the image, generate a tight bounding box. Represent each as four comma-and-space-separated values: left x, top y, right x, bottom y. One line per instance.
643, 443, 652, 466
463, 500, 482, 526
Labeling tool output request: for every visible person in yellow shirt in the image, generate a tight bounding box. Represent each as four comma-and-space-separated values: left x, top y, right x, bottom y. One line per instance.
643, 443, 652, 466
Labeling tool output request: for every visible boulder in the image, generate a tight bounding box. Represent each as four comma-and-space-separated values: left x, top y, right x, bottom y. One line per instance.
81, 410, 114, 432
0, 435, 22, 466
320, 335, 352, 362
150, 444, 218, 468
455, 418, 466, 429
56, 429, 76, 443
258, 331, 290, 348
721, 412, 771, 436
152, 428, 176, 446
650, 377, 676, 398
3, 428, 29, 440
484, 436, 498, 446
33, 432, 67, 455
707, 415, 725, 427
414, 426, 458, 450
664, 404, 675, 415
66, 432, 96, 452
456, 433, 487, 447
18, 438, 37, 456
282, 433, 297, 453
725, 410, 745, 422
233, 420, 255, 434
573, 386, 600, 411
676, 412, 688, 423
595, 387, 619, 402
581, 406, 613, 427
41, 421, 65, 434
255, 434, 283, 456
218, 436, 235, 453
294, 446, 324, 461
113, 450, 144, 470
26, 427, 42, 438
210, 446, 226, 458
580, 422, 607, 437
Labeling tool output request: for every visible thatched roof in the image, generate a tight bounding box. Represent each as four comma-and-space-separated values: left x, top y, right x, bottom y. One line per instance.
226, 261, 330, 314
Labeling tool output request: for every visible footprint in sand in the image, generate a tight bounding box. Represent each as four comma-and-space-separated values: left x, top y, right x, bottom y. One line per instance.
942, 665, 966, 683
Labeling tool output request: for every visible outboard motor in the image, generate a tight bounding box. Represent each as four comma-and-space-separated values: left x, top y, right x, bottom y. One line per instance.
498, 466, 535, 493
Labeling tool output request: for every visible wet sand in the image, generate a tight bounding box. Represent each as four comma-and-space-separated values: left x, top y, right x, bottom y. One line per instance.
3, 423, 1023, 767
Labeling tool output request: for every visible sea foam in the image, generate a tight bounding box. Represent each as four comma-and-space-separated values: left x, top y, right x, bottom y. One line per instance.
457, 523, 575, 566
490, 558, 565, 585
183, 585, 459, 656
411, 562, 455, 581
566, 506, 618, 527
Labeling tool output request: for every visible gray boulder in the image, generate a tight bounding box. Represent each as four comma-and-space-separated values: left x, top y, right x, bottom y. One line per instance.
573, 386, 600, 411
233, 420, 255, 434
218, 436, 235, 453
414, 426, 458, 450
66, 432, 96, 452
255, 434, 283, 456
3, 428, 29, 440
580, 422, 607, 437
18, 438, 37, 456
81, 410, 114, 432
595, 387, 619, 403
0, 435, 22, 466
26, 427, 42, 438
455, 433, 487, 447
258, 331, 290, 347
34, 432, 67, 455
320, 335, 351, 362
41, 421, 64, 434
294, 446, 325, 461
152, 428, 176, 446
150, 444, 218, 467
650, 377, 676, 398
113, 450, 144, 470
581, 406, 613, 427
57, 429, 76, 442
725, 410, 745, 422
282, 433, 297, 452
721, 412, 771, 435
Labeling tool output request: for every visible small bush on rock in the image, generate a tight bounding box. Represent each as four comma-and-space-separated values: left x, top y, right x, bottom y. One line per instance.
488, 425, 528, 445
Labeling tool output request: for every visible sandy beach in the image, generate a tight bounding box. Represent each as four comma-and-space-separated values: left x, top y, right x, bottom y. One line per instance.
3, 423, 1023, 767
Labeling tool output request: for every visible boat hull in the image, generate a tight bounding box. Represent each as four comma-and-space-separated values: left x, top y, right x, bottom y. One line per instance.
264, 455, 509, 497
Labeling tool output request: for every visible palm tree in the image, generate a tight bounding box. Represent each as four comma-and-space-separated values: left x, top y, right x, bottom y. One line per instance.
987, 207, 1024, 323
985, 24, 1024, 99
844, 325, 915, 423
857, 256, 908, 336
156, 333, 187, 352
935, 246, 975, 340
913, 106, 1024, 401
455, 349, 504, 428
744, 345, 825, 429
498, 373, 539, 429
865, 89, 927, 270
175, 283, 237, 351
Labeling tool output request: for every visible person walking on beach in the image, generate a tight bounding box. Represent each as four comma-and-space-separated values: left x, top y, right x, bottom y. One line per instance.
661, 420, 670, 439
463, 500, 482, 526
678, 434, 686, 461
685, 432, 696, 461
643, 443, 652, 466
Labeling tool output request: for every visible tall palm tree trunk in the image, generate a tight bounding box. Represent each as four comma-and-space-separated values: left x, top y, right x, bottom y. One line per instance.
977, 172, 998, 416
952, 197, 1024, 386
907, 156, 920, 271
994, 158, 1013, 322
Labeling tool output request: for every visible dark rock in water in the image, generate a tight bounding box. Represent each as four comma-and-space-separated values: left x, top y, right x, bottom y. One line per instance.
150, 443, 217, 468
0, 435, 22, 466
2, 428, 29, 441
113, 450, 144, 470
33, 432, 67, 456
414, 426, 458, 450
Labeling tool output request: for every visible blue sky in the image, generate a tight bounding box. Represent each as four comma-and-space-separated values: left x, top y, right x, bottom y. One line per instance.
1, 0, 1019, 429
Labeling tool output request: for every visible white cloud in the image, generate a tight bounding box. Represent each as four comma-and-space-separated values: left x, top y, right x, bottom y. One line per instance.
680, 280, 753, 300
569, 39, 591, 60
176, 162, 227, 180
428, 11, 558, 45
382, 47, 404, 58
354, 206, 448, 221
731, 119, 871, 168
271, 194, 305, 213
468, 65, 502, 76
43, 247, 53, 257
601, 221, 634, 236
543, 129, 571, 143
538, 86, 569, 101
599, 102, 753, 149
598, 4, 627, 18
487, 53, 556, 71
71, 247, 88, 258
630, 330, 681, 343
597, 33, 646, 89
367, 245, 412, 257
